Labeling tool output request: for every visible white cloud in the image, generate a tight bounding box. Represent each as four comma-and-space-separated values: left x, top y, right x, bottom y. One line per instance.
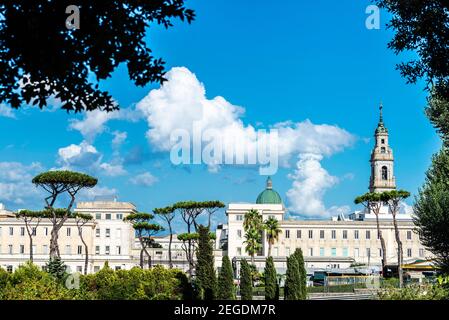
56, 141, 127, 177
112, 131, 127, 149
129, 172, 158, 187
136, 67, 355, 217
0, 162, 44, 207
0, 104, 16, 119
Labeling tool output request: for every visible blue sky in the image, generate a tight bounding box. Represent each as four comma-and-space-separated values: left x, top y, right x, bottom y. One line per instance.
0, 0, 441, 231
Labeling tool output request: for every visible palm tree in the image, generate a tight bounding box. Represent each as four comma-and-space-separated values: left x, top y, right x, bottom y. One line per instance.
243, 209, 263, 265
264, 217, 281, 257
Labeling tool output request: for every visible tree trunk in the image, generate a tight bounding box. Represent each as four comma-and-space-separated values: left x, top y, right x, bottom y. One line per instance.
392, 213, 403, 288
84, 245, 89, 275
374, 212, 387, 270
268, 242, 272, 257
50, 226, 60, 258
168, 226, 173, 268
140, 248, 144, 268
251, 254, 255, 266
29, 234, 33, 262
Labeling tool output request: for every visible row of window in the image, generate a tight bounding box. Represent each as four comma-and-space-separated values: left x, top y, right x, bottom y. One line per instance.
0, 227, 123, 238
95, 213, 123, 220
235, 246, 425, 258
0, 244, 122, 256
236, 229, 414, 241
2, 265, 123, 273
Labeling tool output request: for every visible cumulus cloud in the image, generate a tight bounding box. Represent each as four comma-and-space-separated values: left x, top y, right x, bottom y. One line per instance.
0, 104, 16, 119
129, 172, 158, 187
0, 162, 44, 207
56, 141, 126, 177
136, 67, 355, 217
112, 131, 127, 149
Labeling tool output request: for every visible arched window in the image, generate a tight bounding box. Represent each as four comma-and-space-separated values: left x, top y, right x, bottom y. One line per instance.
381, 166, 388, 180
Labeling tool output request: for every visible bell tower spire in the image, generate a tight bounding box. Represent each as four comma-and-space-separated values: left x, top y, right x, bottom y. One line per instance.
369, 102, 396, 193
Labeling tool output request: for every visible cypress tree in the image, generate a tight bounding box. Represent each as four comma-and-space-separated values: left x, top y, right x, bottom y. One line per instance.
195, 225, 217, 300
284, 254, 300, 300
264, 256, 278, 300
218, 255, 235, 299
239, 259, 253, 300
294, 248, 307, 299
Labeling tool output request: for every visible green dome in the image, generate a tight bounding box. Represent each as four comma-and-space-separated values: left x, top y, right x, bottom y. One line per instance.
256, 177, 282, 204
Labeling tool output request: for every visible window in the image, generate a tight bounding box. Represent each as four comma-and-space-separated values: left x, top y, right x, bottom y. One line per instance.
354, 248, 359, 257
20, 245, 25, 254
354, 230, 359, 239
331, 248, 337, 257
236, 215, 243, 221
105, 246, 110, 255
308, 230, 313, 239
116, 246, 121, 255
105, 214, 112, 220
20, 227, 25, 236
32, 245, 36, 254
77, 245, 83, 254
366, 230, 371, 239
44, 227, 48, 236
419, 248, 425, 257
237, 230, 242, 239
379, 248, 383, 257
331, 230, 336, 239
320, 230, 325, 239
6, 265, 13, 273
407, 248, 412, 257
0, 227, 2, 236
309, 248, 313, 257
381, 138, 385, 144
381, 147, 386, 153
407, 231, 412, 240
32, 227, 36, 236
116, 228, 122, 239
9, 227, 13, 236
285, 247, 290, 256
94, 266, 100, 272
296, 230, 301, 239
115, 266, 121, 271
366, 248, 371, 257
343, 230, 348, 239
116, 213, 123, 220
95, 246, 100, 255
8, 245, 13, 254
285, 230, 290, 239
95, 213, 101, 220
320, 247, 325, 257
65, 245, 71, 255
96, 229, 100, 238
43, 245, 48, 255
76, 266, 83, 273
381, 166, 388, 180
343, 247, 348, 257
67, 228, 71, 237
106, 228, 110, 238
273, 247, 279, 256
237, 247, 242, 255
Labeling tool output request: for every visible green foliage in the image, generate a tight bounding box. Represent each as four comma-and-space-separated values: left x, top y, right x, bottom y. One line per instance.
0, 1, 195, 111
46, 257, 67, 281
74, 213, 93, 221
239, 259, 253, 300
414, 148, 449, 272
218, 256, 235, 300
195, 225, 217, 300
378, 283, 449, 300
0, 262, 189, 300
264, 256, 277, 300
243, 209, 263, 263
426, 93, 449, 146
32, 170, 97, 188
293, 248, 307, 299
375, 0, 449, 99
264, 217, 281, 255
284, 254, 301, 300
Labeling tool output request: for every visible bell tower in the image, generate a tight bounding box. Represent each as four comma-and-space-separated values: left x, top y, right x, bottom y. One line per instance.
369, 103, 396, 193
